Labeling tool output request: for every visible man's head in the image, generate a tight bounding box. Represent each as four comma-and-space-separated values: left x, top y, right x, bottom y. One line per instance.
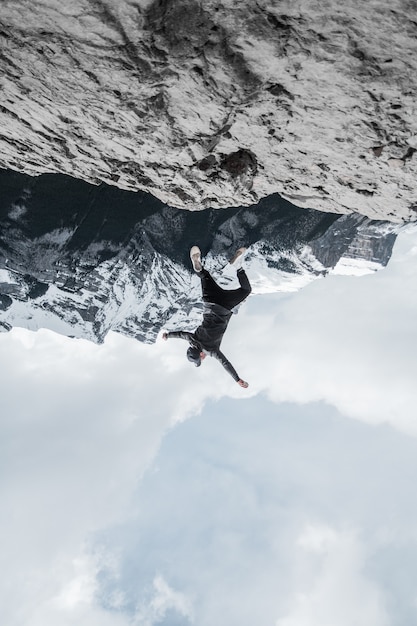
187, 347, 206, 367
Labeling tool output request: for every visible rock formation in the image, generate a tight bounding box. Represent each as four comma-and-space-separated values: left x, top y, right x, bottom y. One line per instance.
0, 0, 416, 220
0, 169, 398, 343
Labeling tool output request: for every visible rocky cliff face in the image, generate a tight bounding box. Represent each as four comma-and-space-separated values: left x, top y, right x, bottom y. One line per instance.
0, 0, 416, 220
0, 169, 398, 343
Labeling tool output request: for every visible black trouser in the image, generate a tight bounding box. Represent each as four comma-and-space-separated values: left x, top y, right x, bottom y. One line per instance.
198, 268, 252, 310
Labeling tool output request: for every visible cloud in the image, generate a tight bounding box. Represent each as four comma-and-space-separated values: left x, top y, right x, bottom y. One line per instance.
230, 225, 417, 434
132, 575, 193, 626
0, 328, 219, 625
1, 227, 417, 625
27, 553, 128, 626
91, 396, 417, 626
277, 525, 389, 626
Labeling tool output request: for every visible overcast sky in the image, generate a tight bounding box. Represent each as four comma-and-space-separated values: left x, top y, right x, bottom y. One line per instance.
1, 225, 417, 626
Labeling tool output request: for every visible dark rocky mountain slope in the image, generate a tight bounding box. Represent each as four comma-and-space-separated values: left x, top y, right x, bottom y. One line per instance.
0, 169, 398, 343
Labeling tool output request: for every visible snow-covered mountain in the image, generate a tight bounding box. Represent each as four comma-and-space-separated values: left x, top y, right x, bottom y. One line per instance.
0, 169, 399, 343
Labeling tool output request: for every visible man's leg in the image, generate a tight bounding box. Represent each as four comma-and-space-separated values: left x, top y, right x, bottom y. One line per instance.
219, 269, 252, 310
199, 269, 226, 303
190, 246, 229, 305
200, 268, 252, 309
237, 268, 251, 293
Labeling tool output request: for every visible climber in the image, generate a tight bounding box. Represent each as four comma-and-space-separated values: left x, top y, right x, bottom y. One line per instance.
162, 246, 251, 388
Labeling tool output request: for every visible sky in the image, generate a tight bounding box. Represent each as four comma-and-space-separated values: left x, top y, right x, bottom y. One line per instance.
1, 224, 417, 626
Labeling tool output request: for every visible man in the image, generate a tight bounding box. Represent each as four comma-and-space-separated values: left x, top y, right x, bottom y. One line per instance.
162, 246, 251, 388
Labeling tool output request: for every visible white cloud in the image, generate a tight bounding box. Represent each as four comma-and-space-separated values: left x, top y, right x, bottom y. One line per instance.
230, 225, 417, 435
277, 525, 389, 626
1, 227, 417, 625
133, 575, 193, 626
0, 328, 218, 626
91, 395, 417, 626
27, 552, 128, 626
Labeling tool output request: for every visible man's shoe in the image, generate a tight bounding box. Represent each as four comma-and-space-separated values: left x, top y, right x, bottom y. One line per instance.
190, 246, 203, 272
229, 247, 247, 270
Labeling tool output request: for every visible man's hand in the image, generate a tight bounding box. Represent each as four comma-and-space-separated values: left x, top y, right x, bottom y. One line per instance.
162, 332, 168, 341
238, 379, 249, 388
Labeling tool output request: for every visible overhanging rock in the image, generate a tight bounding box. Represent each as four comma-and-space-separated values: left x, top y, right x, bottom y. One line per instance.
0, 0, 416, 220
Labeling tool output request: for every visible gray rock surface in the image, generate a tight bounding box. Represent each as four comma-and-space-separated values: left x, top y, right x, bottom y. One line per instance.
1, 0, 416, 220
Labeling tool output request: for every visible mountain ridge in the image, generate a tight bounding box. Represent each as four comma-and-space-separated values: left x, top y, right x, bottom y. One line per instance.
0, 169, 399, 343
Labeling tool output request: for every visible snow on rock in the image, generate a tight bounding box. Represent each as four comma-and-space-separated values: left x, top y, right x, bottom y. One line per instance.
0, 0, 416, 221
0, 169, 400, 344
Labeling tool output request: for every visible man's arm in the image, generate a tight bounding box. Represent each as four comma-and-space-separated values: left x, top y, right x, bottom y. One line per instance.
213, 350, 249, 387
162, 331, 194, 341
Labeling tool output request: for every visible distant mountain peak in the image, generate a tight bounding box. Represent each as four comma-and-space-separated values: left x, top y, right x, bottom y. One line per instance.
0, 170, 400, 343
